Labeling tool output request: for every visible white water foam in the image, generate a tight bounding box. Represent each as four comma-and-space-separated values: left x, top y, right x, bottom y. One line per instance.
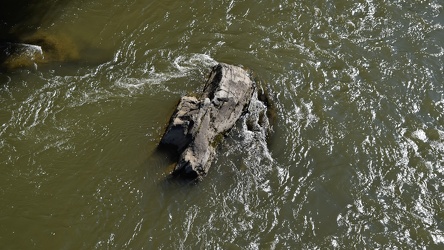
115, 53, 217, 89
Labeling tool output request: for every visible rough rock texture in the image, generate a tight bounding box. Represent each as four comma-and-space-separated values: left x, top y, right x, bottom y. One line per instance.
159, 63, 256, 179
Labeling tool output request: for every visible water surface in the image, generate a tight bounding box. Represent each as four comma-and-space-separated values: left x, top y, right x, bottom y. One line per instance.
0, 0, 443, 249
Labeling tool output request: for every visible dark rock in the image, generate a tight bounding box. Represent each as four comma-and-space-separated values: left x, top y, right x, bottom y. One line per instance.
159, 63, 259, 180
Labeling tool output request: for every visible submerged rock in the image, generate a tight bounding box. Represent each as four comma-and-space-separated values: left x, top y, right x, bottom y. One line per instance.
0, 31, 79, 70
0, 42, 44, 69
159, 63, 272, 180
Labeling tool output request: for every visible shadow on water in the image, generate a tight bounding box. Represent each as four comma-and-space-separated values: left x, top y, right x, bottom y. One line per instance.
147, 145, 201, 187
0, 0, 72, 42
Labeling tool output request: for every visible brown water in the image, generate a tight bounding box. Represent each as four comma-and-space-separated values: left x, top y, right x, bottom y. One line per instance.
0, 0, 443, 249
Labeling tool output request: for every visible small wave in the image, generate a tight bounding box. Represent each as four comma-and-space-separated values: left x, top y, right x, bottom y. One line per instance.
221, 91, 274, 176
115, 53, 217, 90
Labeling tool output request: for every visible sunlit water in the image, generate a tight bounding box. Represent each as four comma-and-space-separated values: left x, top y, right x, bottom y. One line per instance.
0, 0, 443, 249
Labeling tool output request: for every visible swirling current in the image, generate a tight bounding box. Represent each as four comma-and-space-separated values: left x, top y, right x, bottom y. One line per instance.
0, 0, 443, 249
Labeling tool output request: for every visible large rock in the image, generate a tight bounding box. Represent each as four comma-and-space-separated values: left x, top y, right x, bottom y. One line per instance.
159, 63, 257, 180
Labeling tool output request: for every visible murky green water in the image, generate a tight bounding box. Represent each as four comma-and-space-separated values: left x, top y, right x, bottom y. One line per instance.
1, 0, 443, 249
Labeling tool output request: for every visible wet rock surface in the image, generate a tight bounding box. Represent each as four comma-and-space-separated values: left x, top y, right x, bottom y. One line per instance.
159, 63, 271, 180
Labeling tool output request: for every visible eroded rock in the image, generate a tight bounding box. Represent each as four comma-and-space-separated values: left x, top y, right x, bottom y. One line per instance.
159, 63, 262, 180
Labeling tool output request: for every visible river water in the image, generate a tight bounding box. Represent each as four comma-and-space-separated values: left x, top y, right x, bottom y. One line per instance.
0, 0, 443, 249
